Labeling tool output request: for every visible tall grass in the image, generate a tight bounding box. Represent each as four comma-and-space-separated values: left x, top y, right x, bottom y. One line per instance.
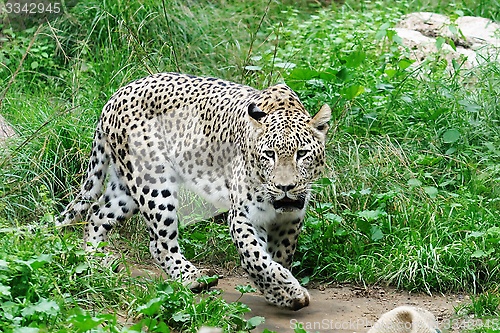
269, 5, 500, 292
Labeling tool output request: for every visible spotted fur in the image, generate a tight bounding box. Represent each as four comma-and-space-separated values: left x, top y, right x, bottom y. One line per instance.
58, 73, 331, 310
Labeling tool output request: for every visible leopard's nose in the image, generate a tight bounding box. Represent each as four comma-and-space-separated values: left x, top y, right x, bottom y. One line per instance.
277, 184, 296, 192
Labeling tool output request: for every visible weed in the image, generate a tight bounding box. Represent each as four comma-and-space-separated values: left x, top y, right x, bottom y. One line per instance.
458, 292, 500, 317
0, 220, 263, 331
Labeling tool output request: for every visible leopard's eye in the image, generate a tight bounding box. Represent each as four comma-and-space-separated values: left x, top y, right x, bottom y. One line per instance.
296, 150, 309, 159
264, 150, 275, 159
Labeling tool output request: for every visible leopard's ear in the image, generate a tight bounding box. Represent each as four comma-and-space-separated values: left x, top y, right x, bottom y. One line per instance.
309, 104, 331, 136
248, 103, 267, 123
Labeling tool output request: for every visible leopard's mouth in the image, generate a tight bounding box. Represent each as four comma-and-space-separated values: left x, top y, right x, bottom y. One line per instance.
273, 197, 305, 211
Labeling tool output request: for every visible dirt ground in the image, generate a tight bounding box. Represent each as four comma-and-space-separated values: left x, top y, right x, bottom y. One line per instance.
217, 276, 464, 333
132, 266, 469, 333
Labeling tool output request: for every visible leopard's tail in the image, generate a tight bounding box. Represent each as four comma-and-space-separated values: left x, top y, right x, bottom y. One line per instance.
57, 124, 110, 226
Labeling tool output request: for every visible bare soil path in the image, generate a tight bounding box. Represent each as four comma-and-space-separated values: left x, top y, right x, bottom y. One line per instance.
132, 266, 465, 332
216, 276, 462, 332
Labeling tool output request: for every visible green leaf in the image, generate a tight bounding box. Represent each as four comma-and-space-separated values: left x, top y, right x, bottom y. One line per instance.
287, 68, 319, 81
324, 213, 342, 223
69, 312, 111, 332
445, 147, 456, 155
384, 68, 397, 78
423, 186, 438, 198
21, 299, 60, 318
133, 318, 159, 332
448, 38, 456, 51
75, 263, 88, 274
137, 297, 163, 316
359, 188, 371, 195
336, 67, 350, 81
341, 84, 364, 99
407, 178, 422, 187
458, 100, 481, 112
392, 34, 403, 45
13, 328, 39, 333
484, 142, 500, 156
448, 24, 458, 35
416, 154, 442, 166
317, 177, 333, 186
172, 312, 190, 322
370, 225, 384, 241
154, 321, 171, 333
345, 50, 366, 68
357, 209, 386, 221
376, 83, 394, 91
196, 274, 218, 285
294, 326, 309, 333
486, 227, 500, 237
235, 284, 257, 294
274, 62, 296, 69
0, 284, 11, 297
375, 23, 390, 40
96, 241, 109, 249
386, 29, 397, 41
398, 58, 414, 70
318, 71, 337, 82
471, 250, 487, 258
28, 254, 52, 269
244, 65, 262, 71
31, 61, 39, 70
436, 37, 445, 50
469, 231, 485, 238
442, 129, 460, 144
246, 316, 265, 329
300, 276, 310, 286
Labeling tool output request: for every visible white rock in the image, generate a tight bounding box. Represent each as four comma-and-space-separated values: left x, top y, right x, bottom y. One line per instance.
397, 12, 451, 32
456, 16, 500, 47
395, 12, 500, 71
0, 114, 15, 142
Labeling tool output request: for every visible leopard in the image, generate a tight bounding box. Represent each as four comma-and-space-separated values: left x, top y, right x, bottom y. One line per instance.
58, 72, 331, 310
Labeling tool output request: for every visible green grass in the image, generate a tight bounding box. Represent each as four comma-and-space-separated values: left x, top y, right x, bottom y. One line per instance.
252, 3, 499, 295
1, 0, 500, 330
0, 220, 262, 332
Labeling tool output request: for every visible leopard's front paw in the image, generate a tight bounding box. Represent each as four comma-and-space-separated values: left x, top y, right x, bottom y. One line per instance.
264, 285, 310, 311
289, 287, 310, 310
182, 268, 219, 293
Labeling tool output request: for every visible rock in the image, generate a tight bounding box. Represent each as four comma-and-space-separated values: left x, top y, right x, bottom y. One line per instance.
0, 114, 15, 142
394, 27, 477, 69
367, 306, 439, 333
456, 16, 500, 47
397, 12, 451, 38
395, 12, 500, 71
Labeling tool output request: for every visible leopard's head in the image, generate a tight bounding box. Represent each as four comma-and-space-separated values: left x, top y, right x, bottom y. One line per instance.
247, 84, 331, 212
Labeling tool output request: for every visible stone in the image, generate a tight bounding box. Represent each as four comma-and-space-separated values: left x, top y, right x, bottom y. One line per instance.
0, 114, 15, 142
395, 12, 500, 71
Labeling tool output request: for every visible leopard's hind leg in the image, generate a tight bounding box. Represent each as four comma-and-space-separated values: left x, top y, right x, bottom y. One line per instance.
84, 164, 138, 251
